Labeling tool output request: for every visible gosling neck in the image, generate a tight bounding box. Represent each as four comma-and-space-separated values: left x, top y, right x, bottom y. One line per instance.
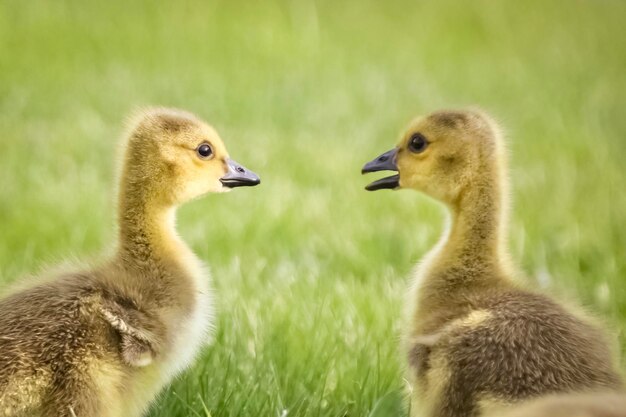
116, 180, 184, 269
436, 171, 509, 277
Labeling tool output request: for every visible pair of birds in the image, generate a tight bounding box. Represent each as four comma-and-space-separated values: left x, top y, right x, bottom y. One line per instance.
0, 108, 623, 417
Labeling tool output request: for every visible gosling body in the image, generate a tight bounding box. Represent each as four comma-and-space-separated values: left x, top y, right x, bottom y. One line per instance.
363, 110, 622, 417
0, 108, 260, 417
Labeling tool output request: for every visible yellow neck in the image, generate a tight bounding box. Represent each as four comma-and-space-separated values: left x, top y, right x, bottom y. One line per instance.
428, 172, 511, 288
447, 184, 503, 261
116, 179, 186, 270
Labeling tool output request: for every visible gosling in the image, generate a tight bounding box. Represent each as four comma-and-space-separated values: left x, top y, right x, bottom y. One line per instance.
489, 392, 626, 417
0, 108, 260, 417
362, 109, 622, 417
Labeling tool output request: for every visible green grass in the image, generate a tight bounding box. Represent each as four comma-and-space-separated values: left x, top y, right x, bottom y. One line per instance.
1, 0, 625, 416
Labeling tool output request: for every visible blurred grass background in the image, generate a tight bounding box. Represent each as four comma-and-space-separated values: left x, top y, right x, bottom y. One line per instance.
1, 0, 625, 416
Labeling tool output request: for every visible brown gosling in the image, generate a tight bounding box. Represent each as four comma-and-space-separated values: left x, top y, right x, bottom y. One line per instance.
0, 108, 260, 417
362, 109, 623, 417
488, 392, 626, 417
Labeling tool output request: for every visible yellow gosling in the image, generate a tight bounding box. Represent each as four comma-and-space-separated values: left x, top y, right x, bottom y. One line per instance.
0, 108, 260, 417
362, 109, 622, 417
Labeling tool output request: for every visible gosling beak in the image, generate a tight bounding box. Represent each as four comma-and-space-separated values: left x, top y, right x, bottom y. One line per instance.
220, 159, 261, 188
362, 148, 400, 191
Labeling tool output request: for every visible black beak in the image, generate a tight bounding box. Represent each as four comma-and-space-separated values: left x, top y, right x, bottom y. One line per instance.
220, 159, 261, 188
361, 148, 400, 191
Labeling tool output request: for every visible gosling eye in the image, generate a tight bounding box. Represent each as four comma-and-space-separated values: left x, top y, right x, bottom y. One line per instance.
408, 133, 429, 154
196, 143, 213, 159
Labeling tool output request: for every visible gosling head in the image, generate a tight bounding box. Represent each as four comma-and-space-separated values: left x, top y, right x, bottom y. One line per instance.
362, 109, 503, 206
121, 107, 260, 207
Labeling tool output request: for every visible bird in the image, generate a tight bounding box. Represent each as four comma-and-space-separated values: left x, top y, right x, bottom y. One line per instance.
0, 107, 260, 417
362, 109, 623, 417
487, 392, 626, 417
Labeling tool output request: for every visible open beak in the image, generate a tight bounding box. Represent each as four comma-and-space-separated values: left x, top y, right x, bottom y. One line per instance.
220, 159, 261, 188
361, 148, 400, 191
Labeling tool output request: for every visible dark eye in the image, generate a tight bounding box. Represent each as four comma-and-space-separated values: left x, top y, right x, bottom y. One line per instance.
197, 143, 213, 159
408, 133, 429, 153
